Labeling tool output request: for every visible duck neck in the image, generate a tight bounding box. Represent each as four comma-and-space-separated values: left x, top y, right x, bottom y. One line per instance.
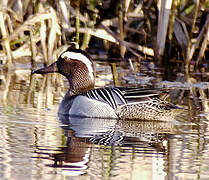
67, 74, 95, 96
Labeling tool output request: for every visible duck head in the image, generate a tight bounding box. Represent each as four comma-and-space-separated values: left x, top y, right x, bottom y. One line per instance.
33, 48, 95, 96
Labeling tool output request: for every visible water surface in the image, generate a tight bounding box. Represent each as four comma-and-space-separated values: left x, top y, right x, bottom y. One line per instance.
0, 60, 209, 180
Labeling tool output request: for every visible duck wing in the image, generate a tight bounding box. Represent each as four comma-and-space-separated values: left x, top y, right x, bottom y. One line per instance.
83, 87, 168, 109
116, 87, 167, 103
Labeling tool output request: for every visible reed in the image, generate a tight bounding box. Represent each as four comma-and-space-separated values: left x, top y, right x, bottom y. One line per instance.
0, 0, 207, 72
75, 0, 80, 49
0, 11, 13, 66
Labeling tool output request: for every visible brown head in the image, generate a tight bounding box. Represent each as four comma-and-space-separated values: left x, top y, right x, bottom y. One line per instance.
33, 48, 95, 96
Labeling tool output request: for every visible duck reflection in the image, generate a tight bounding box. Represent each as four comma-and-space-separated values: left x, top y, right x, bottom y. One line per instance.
51, 130, 91, 170
48, 114, 175, 174
50, 115, 118, 170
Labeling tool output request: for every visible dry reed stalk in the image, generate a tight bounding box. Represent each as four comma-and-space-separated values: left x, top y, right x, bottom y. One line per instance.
196, 15, 209, 65
81, 13, 91, 50
0, 11, 13, 66
125, 0, 131, 16
10, 35, 40, 59
10, 44, 31, 58
39, 2, 48, 65
75, 0, 80, 49
68, 3, 88, 23
156, 0, 172, 59
168, 0, 178, 41
185, 14, 209, 70
190, 0, 200, 36
133, 0, 143, 14
81, 26, 91, 50
128, 58, 135, 73
110, 63, 118, 86
126, 41, 154, 56
29, 29, 37, 68
99, 24, 143, 59
173, 19, 189, 52
79, 27, 116, 42
15, 0, 23, 22
119, 3, 126, 58
40, 20, 47, 65
22, 0, 30, 17
9, 12, 54, 41
47, 8, 61, 64
5, 13, 14, 34
69, 26, 154, 56
125, 25, 144, 35
0, 8, 61, 65
59, 0, 71, 30
1, 1, 8, 7
185, 0, 200, 70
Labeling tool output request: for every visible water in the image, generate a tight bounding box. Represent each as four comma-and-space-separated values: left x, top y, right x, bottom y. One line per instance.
0, 61, 209, 180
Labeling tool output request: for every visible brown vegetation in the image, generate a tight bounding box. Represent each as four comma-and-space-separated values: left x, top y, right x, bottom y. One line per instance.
0, 0, 208, 72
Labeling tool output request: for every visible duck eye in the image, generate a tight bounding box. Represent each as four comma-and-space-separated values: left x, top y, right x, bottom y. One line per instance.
61, 52, 72, 62
62, 56, 70, 61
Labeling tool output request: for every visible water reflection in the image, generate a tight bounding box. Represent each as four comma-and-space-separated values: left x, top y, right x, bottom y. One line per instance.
0, 61, 209, 179
40, 115, 175, 178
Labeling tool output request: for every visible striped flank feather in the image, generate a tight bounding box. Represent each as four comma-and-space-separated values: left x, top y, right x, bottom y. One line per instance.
83, 87, 127, 109
82, 87, 166, 109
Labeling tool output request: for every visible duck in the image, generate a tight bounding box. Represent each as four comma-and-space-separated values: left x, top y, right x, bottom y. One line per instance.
32, 47, 181, 121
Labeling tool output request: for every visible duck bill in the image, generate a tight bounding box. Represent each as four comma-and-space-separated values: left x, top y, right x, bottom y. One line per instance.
32, 62, 58, 74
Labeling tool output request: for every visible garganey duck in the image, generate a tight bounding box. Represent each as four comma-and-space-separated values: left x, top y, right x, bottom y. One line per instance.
32, 47, 181, 121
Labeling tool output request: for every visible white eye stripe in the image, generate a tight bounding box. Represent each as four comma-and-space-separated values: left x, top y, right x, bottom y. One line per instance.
61, 51, 94, 80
